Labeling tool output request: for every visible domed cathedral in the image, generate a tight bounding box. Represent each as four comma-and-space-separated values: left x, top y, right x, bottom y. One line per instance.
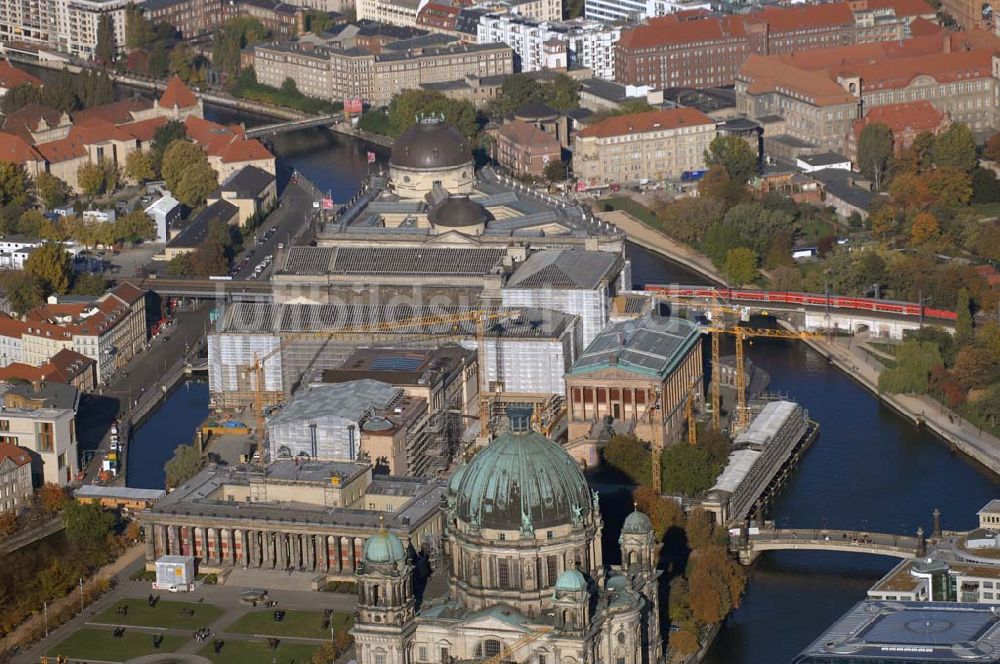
389, 115, 475, 199
353, 407, 663, 664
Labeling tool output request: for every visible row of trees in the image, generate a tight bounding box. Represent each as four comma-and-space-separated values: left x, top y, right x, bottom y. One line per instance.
230, 68, 340, 115
0, 69, 114, 115
632, 487, 747, 657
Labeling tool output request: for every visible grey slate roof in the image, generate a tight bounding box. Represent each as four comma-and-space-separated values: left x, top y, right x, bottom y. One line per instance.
506, 249, 620, 290
219, 165, 275, 199
280, 246, 506, 276
569, 314, 701, 379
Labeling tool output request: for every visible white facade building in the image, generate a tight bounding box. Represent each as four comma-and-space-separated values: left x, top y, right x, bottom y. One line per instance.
0, 236, 42, 270
477, 14, 620, 79
0, 0, 130, 58
584, 0, 709, 23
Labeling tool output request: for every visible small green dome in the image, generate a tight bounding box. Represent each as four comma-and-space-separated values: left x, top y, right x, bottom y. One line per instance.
555, 569, 587, 593
452, 407, 591, 530
622, 509, 653, 535
362, 529, 407, 564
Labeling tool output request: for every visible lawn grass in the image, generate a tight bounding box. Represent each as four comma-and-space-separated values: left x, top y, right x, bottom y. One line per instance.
47, 628, 185, 661
92, 599, 224, 630
599, 196, 659, 226
973, 202, 1000, 218
226, 609, 352, 640
198, 637, 321, 663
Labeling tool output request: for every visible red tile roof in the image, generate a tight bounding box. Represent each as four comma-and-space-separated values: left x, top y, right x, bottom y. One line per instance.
0, 60, 42, 90
71, 97, 153, 126
182, 115, 272, 163
0, 442, 31, 468
0, 314, 27, 339
68, 123, 135, 145
110, 281, 145, 305
120, 116, 169, 142
35, 136, 88, 163
498, 119, 560, 150
577, 108, 716, 139
159, 76, 198, 109
0, 132, 43, 164
619, 0, 934, 49
2, 103, 68, 140
852, 101, 945, 137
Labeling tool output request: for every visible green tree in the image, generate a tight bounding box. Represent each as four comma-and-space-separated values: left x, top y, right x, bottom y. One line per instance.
697, 165, 749, 208
304, 10, 336, 33
175, 160, 218, 207
926, 167, 972, 207
165, 444, 204, 487
972, 167, 1000, 204
547, 74, 580, 112
661, 444, 720, 497
71, 272, 109, 296
955, 287, 973, 345
113, 210, 156, 244
602, 434, 651, 485
0, 272, 44, 313
191, 239, 229, 276
932, 123, 977, 173
984, 131, 1000, 164
543, 159, 567, 182
124, 3, 154, 50
704, 135, 757, 183
587, 99, 654, 123
878, 340, 942, 394
857, 122, 893, 190
498, 74, 546, 114
24, 243, 72, 295
34, 172, 68, 209
77, 162, 106, 197
151, 120, 187, 171
161, 140, 204, 192
387, 89, 479, 139
166, 252, 194, 276
0, 162, 30, 210
124, 150, 155, 183
654, 196, 725, 245
723, 247, 758, 285
95, 14, 116, 65
0, 82, 42, 114
63, 501, 117, 550
213, 17, 269, 78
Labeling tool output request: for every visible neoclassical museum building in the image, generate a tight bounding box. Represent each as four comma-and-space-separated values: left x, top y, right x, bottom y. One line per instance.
352, 407, 663, 664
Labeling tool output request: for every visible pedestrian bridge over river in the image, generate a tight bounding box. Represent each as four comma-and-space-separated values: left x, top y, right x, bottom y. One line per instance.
733, 528, 922, 564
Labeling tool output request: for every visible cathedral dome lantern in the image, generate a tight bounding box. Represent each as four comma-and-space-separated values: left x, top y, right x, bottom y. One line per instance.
451, 406, 592, 533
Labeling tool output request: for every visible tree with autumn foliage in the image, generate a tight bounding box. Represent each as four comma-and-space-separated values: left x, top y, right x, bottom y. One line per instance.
985, 131, 1000, 164
910, 212, 940, 247
38, 483, 69, 513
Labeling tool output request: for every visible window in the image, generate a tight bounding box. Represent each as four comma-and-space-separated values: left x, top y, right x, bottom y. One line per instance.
0, 420, 8, 432
419, 646, 427, 661
547, 556, 558, 586
35, 422, 54, 452
440, 648, 450, 663
498, 559, 510, 589
484, 640, 502, 658
375, 654, 386, 664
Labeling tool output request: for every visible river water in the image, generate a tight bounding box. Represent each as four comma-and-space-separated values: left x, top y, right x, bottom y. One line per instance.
114, 107, 999, 661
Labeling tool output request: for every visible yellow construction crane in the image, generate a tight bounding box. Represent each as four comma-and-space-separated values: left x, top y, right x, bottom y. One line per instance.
481, 627, 553, 664
242, 310, 521, 444
705, 324, 823, 431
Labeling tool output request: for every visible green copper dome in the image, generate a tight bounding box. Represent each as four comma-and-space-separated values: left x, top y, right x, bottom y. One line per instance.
554, 569, 588, 593
622, 509, 653, 535
362, 529, 407, 565
452, 407, 591, 530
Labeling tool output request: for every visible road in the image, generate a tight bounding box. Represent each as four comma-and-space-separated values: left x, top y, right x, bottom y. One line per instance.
232, 177, 320, 281
77, 304, 213, 485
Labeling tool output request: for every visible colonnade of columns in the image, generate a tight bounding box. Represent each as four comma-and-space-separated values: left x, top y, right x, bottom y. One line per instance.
147, 523, 367, 573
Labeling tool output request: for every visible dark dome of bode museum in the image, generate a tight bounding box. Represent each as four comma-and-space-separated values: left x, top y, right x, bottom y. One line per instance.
390, 116, 472, 170
450, 407, 592, 530
428, 195, 493, 228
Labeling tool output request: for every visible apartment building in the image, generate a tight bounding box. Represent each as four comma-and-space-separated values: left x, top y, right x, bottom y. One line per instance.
615, 0, 937, 89
574, 107, 716, 185
735, 30, 1000, 154
585, 0, 709, 22
0, 282, 147, 384
0, 0, 131, 58
356, 0, 423, 28
0, 442, 32, 512
492, 119, 562, 176
252, 40, 513, 105
0, 408, 77, 486
477, 14, 619, 79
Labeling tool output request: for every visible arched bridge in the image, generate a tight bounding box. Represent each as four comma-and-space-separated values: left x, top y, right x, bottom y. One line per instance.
733, 528, 920, 564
